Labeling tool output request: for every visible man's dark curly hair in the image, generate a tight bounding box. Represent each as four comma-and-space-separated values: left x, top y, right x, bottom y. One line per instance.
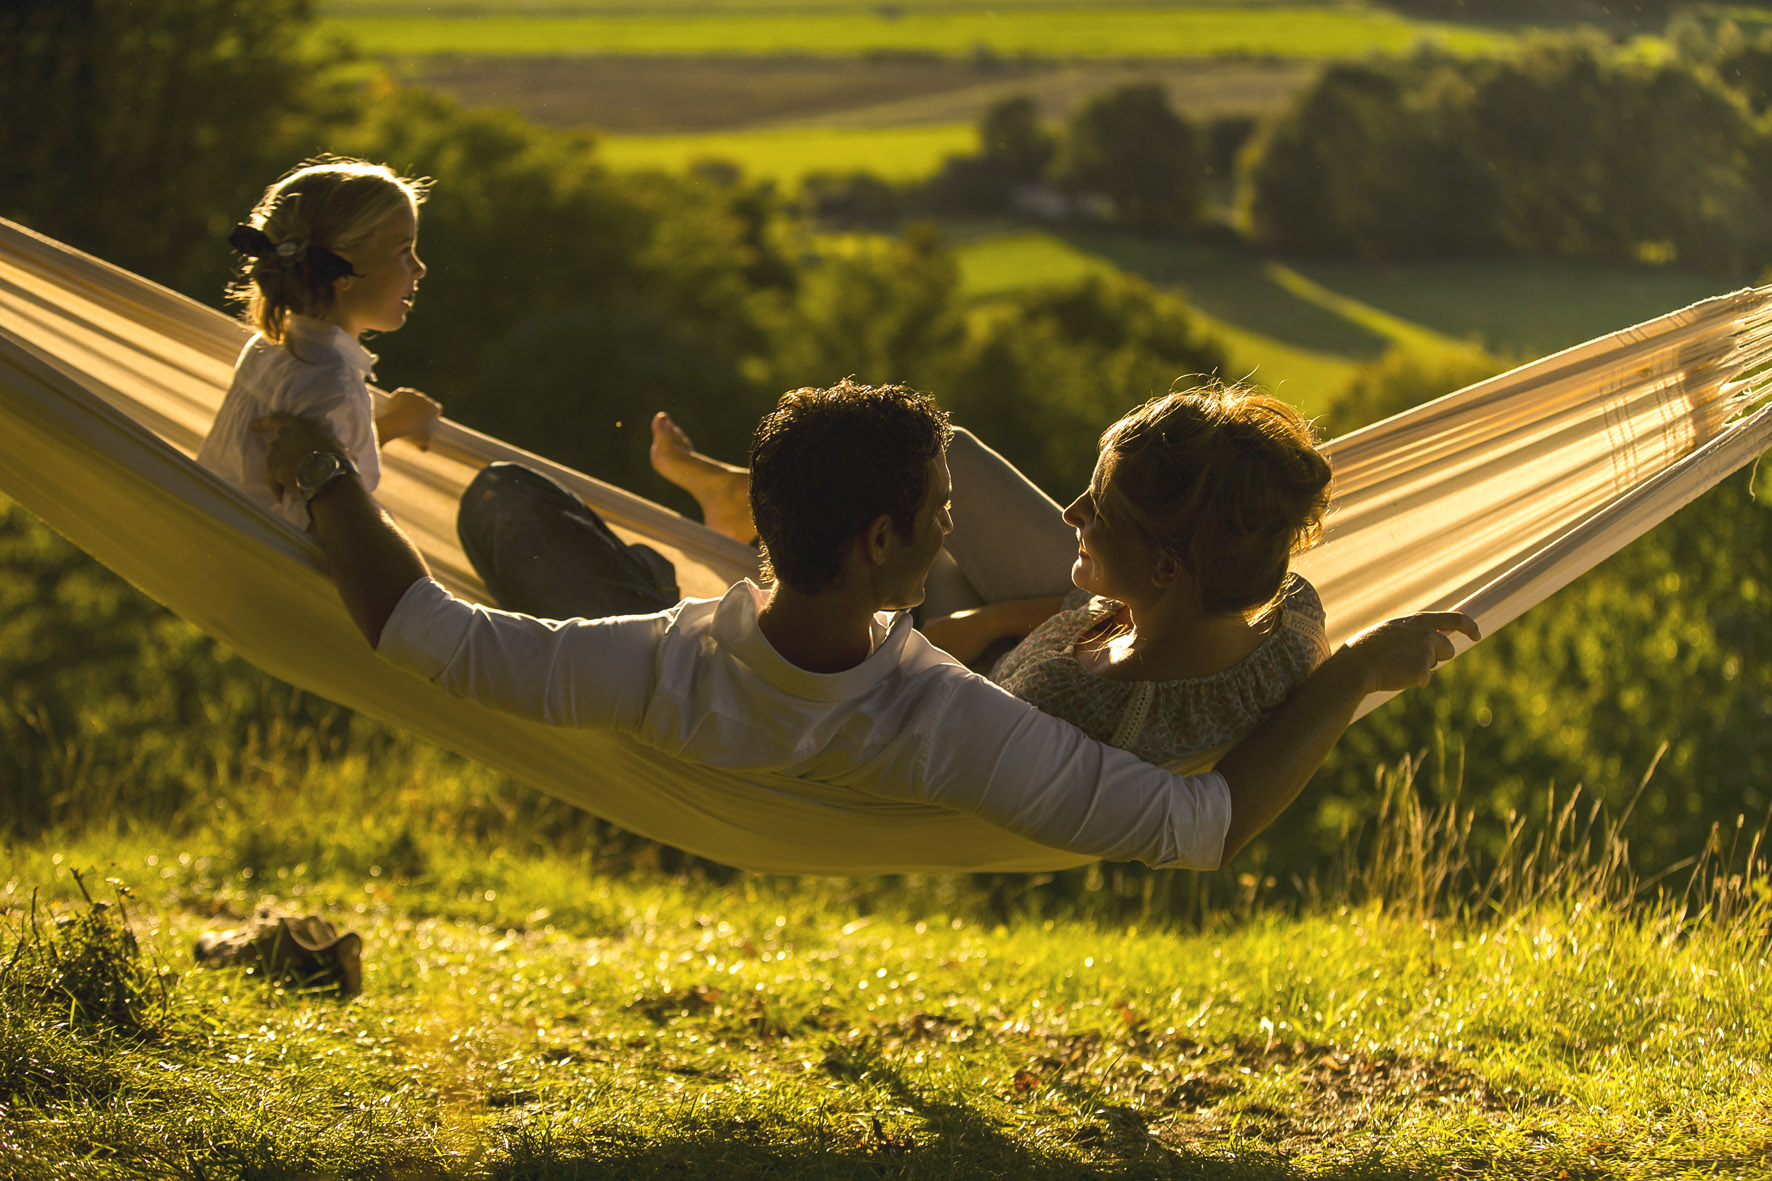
750, 378, 953, 593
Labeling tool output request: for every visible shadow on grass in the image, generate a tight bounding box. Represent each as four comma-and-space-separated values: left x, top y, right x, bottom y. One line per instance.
1279, 257, 1740, 359
478, 1050, 1461, 1181
1053, 229, 1393, 361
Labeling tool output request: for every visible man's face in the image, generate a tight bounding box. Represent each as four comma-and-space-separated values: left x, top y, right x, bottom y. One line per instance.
881, 451, 953, 611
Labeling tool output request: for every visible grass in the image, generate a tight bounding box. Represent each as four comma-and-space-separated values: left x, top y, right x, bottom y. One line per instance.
318, 7, 1518, 60
601, 122, 979, 183
5, 738, 1770, 1178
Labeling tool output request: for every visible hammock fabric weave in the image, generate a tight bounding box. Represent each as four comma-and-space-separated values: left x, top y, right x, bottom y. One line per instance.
3, 216, 1769, 873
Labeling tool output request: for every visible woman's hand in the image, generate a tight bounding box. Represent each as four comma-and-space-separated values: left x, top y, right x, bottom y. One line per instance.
1335, 611, 1482, 694
1214, 609, 1480, 865
376, 388, 443, 449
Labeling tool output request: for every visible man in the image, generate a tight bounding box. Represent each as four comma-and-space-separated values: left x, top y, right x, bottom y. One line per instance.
259, 380, 1476, 870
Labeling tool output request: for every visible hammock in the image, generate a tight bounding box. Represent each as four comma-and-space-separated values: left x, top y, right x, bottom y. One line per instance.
3, 215, 1770, 874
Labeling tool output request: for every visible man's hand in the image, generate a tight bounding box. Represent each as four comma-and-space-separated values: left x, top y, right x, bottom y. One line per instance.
1336, 611, 1482, 695
376, 388, 443, 450
254, 413, 349, 499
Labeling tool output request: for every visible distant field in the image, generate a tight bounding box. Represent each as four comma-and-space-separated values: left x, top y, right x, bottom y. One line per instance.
948, 229, 1744, 410
410, 55, 1317, 134
326, 0, 1362, 10
322, 7, 1516, 59
600, 122, 978, 181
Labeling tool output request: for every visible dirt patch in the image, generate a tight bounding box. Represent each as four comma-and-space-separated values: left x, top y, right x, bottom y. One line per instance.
402, 54, 1319, 134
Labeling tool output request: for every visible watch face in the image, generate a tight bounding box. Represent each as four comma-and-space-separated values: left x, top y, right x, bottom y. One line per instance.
297, 451, 346, 497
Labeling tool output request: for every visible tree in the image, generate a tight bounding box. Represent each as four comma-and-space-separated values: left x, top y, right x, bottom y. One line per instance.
1713, 35, 1772, 116
1240, 43, 1771, 269
323, 86, 808, 508
944, 273, 1228, 497
1318, 344, 1508, 438
980, 95, 1056, 183
1240, 59, 1497, 259
0, 0, 347, 299
921, 94, 1055, 217
1054, 84, 1205, 233
759, 222, 966, 396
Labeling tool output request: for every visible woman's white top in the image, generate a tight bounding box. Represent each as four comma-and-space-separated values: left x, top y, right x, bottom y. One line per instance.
196, 315, 380, 530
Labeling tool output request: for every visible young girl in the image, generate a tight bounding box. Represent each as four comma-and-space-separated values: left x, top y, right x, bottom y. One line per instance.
648, 384, 1333, 769
198, 157, 440, 530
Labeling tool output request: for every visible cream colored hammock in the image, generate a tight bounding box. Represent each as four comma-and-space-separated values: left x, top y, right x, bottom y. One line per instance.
3, 215, 1769, 873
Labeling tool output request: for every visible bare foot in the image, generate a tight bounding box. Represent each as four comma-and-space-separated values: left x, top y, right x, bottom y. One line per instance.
650, 412, 756, 544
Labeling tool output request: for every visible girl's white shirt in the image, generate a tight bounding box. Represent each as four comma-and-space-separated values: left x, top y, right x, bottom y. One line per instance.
196, 315, 381, 531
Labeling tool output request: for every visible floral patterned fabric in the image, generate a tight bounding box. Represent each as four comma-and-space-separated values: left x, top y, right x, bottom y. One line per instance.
990, 575, 1330, 768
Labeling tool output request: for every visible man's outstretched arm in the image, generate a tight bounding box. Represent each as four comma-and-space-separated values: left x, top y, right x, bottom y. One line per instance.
1212, 611, 1480, 866
258, 413, 428, 648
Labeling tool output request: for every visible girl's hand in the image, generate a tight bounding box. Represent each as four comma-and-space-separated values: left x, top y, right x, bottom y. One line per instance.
377, 388, 443, 449
1336, 612, 1481, 694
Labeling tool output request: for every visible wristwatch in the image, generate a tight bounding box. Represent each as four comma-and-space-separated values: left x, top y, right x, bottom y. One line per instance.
294, 450, 355, 505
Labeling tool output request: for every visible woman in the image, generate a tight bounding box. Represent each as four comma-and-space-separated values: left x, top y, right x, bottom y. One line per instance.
648, 383, 1332, 769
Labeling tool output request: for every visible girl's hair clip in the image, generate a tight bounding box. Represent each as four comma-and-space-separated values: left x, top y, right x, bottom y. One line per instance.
229, 223, 359, 285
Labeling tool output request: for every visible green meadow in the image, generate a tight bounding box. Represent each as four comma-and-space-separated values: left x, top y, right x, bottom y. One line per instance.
6, 712, 1770, 1178
948, 229, 1740, 409
602, 123, 979, 183
318, 6, 1517, 59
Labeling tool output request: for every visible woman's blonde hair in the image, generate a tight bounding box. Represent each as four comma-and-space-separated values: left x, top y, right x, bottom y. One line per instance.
1099, 381, 1332, 617
226, 157, 430, 345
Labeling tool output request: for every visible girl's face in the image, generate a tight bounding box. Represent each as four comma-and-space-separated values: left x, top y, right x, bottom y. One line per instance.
1062, 452, 1164, 603
330, 201, 425, 339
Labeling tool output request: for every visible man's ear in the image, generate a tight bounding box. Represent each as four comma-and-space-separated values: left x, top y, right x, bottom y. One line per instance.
862, 513, 896, 567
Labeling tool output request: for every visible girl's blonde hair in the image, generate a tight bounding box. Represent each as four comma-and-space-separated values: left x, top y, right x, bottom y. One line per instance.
227, 157, 430, 345
1099, 382, 1332, 617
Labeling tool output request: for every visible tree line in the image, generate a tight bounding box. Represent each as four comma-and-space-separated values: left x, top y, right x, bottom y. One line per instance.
821, 26, 1772, 275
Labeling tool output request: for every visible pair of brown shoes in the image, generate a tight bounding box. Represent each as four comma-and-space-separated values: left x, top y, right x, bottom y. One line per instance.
194, 906, 362, 996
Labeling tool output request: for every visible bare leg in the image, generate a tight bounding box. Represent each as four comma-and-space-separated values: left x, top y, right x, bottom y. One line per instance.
649, 412, 756, 544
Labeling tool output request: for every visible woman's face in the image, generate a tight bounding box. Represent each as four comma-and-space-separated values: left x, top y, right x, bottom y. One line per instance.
1062, 452, 1162, 602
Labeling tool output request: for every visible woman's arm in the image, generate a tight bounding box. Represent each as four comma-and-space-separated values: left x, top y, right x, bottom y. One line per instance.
1213, 611, 1480, 865
920, 595, 1066, 665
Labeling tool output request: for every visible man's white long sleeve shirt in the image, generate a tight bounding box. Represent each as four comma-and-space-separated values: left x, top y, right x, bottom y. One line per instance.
378, 578, 1232, 869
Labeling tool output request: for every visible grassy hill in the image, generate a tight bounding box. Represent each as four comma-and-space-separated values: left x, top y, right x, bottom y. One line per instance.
945, 229, 1740, 410
6, 757, 1769, 1178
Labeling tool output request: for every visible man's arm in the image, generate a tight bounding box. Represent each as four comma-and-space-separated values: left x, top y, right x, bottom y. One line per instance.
257, 413, 428, 648
920, 595, 1065, 665
1212, 611, 1480, 866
